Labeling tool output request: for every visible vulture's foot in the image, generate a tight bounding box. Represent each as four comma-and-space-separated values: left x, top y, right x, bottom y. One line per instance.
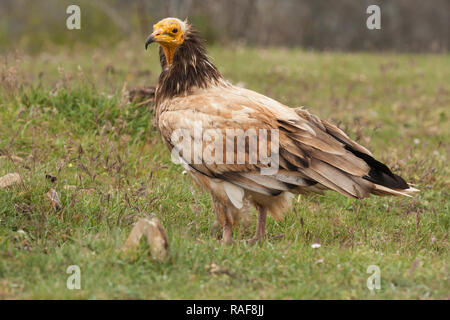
245, 234, 265, 245
245, 206, 268, 245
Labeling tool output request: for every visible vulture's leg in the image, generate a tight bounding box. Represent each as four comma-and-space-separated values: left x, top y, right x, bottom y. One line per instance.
248, 206, 268, 244
211, 219, 220, 239
222, 220, 233, 244
211, 195, 233, 244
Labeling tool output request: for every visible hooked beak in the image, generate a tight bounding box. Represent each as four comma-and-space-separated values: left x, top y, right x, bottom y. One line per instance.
145, 34, 156, 50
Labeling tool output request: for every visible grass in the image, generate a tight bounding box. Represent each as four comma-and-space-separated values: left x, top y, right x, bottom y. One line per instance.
0, 40, 448, 299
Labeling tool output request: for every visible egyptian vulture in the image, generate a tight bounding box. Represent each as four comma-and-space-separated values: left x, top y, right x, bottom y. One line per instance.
145, 18, 418, 244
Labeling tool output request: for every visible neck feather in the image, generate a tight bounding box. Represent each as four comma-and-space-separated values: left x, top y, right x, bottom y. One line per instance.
156, 29, 226, 103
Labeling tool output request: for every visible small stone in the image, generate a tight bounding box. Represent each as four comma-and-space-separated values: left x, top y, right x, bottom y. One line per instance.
123, 218, 169, 261
0, 173, 22, 188
205, 263, 231, 276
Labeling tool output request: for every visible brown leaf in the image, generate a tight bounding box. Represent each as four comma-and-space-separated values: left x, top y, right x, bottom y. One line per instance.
45, 188, 62, 211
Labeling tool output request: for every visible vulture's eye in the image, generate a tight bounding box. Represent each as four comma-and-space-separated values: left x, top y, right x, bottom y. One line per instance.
172, 28, 178, 34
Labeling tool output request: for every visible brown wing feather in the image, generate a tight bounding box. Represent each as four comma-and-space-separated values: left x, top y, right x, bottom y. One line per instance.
157, 85, 412, 199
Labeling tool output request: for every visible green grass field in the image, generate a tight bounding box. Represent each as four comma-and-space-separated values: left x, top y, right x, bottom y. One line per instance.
0, 41, 448, 299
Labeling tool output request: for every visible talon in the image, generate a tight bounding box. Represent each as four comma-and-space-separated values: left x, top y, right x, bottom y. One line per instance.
245, 236, 264, 245
220, 238, 234, 245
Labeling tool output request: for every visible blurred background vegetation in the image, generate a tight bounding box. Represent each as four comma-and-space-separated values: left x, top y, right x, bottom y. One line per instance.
0, 0, 448, 53
0, 0, 448, 299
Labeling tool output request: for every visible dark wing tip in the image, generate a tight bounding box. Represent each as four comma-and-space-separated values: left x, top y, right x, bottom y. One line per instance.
363, 170, 409, 190
344, 145, 409, 190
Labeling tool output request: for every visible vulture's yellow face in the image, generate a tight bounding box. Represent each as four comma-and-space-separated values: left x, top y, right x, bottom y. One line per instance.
145, 18, 186, 66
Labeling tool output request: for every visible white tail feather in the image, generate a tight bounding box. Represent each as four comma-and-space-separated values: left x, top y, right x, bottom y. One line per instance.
374, 184, 420, 197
